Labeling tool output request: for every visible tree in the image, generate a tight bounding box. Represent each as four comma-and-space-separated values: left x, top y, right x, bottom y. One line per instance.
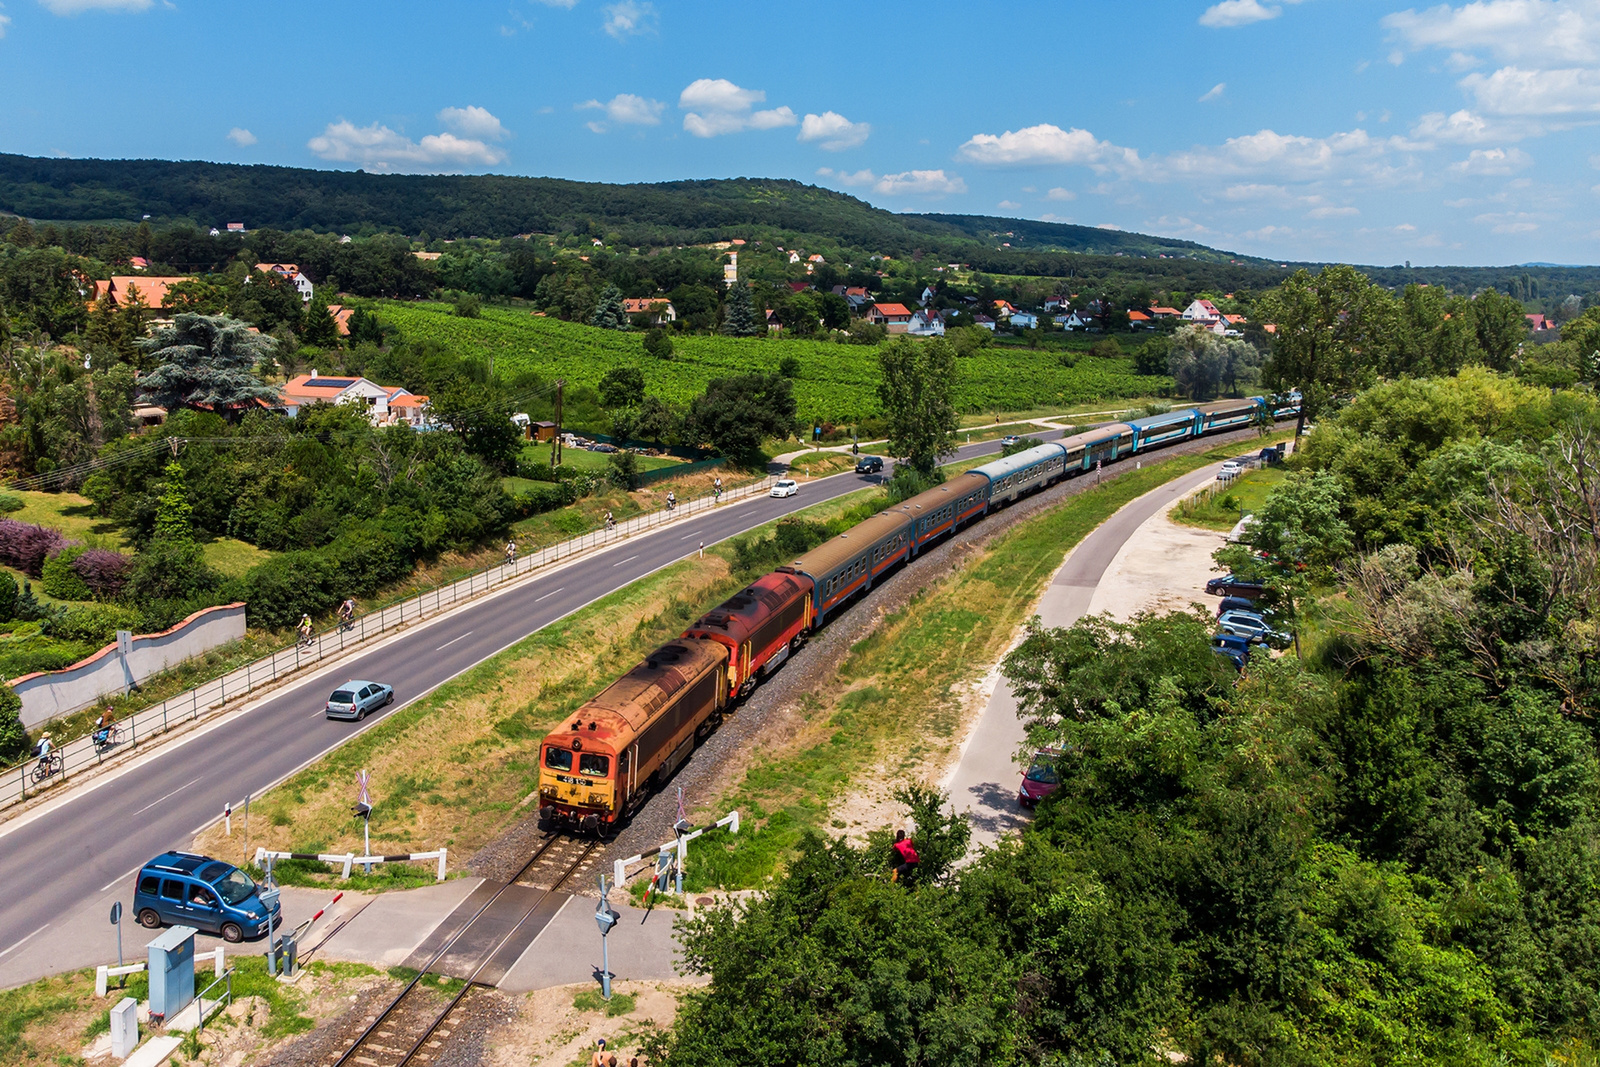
687, 373, 796, 462
0, 683, 25, 764
1257, 265, 1395, 435
778, 354, 801, 379
136, 313, 279, 413
776, 293, 819, 336
1167, 325, 1228, 400
1472, 287, 1526, 372
721, 282, 761, 337
877, 337, 959, 475
152, 460, 198, 548
125, 460, 222, 603
598, 365, 646, 409
301, 300, 340, 348
431, 381, 522, 472
642, 327, 673, 360
590, 283, 630, 330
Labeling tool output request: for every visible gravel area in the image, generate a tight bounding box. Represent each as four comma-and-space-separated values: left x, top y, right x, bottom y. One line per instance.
259, 979, 406, 1067
427, 988, 523, 1067
473, 426, 1278, 896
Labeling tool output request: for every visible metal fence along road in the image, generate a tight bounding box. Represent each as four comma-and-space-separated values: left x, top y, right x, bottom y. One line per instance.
0, 475, 775, 813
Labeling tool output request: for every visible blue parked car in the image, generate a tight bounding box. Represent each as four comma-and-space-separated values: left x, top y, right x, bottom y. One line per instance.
134, 852, 279, 942
1211, 633, 1254, 671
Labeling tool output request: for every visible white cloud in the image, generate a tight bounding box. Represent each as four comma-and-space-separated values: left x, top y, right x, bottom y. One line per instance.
1409, 108, 1535, 143
1199, 82, 1227, 102
798, 111, 870, 150
679, 78, 796, 137
37, 0, 151, 11
603, 0, 655, 38
1449, 146, 1533, 173
579, 93, 665, 128
1474, 210, 1540, 233
0, 14, 11, 36
1046, 187, 1076, 201
875, 170, 966, 196
1160, 127, 1396, 181
1199, 0, 1294, 27
1460, 65, 1600, 114
817, 167, 966, 197
438, 105, 508, 141
1384, 0, 1600, 65
1309, 205, 1361, 217
227, 127, 257, 147
1096, 223, 1122, 231
998, 200, 1021, 209
533, 0, 578, 6
307, 116, 509, 172
957, 123, 1139, 170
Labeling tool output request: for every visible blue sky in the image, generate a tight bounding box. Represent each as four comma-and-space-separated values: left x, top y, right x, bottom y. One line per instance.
0, 0, 1596, 267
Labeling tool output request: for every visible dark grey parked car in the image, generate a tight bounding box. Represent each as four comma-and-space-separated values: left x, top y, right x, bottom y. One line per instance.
326, 679, 394, 721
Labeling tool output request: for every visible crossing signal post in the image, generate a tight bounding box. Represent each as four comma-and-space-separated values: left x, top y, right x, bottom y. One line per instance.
353, 770, 373, 873
595, 875, 620, 1000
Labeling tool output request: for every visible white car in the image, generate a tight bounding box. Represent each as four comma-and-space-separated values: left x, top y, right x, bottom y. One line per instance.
770, 479, 800, 498
1216, 460, 1243, 480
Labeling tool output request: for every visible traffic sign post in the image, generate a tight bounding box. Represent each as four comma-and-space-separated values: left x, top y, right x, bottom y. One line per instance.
595, 875, 619, 1000
109, 901, 123, 968
354, 771, 373, 873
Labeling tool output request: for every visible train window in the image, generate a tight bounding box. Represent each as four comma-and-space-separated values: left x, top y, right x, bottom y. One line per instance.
579, 753, 611, 777
544, 747, 573, 771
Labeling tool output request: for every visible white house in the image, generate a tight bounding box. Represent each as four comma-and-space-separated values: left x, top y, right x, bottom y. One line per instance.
279, 372, 428, 426
1009, 311, 1040, 329
622, 298, 677, 325
920, 285, 938, 307
1062, 311, 1092, 331
973, 313, 996, 332
253, 262, 314, 303
1182, 299, 1223, 323
908, 310, 946, 336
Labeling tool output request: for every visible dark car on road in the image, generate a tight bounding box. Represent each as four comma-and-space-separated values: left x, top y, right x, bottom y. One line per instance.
1206, 574, 1266, 598
855, 455, 884, 474
1019, 748, 1063, 808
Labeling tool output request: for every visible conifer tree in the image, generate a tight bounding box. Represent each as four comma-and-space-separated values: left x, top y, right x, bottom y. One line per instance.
722, 282, 760, 337
590, 284, 630, 331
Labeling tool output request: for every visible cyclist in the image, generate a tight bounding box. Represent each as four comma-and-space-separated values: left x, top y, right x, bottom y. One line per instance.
604, 511, 615, 530
35, 732, 53, 773
297, 613, 314, 646
338, 598, 356, 629
93, 706, 116, 746
665, 491, 676, 511
505, 539, 518, 564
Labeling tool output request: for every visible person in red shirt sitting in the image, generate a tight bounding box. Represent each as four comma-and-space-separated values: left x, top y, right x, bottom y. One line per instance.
890, 829, 919, 883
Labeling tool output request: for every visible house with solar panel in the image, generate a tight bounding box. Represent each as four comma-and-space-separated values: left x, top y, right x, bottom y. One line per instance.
279, 371, 430, 427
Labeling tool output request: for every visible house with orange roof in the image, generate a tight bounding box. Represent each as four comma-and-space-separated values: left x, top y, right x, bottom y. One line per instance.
1127, 310, 1152, 328
867, 303, 913, 333
91, 276, 197, 311
325, 304, 356, 337
1149, 306, 1181, 318
253, 262, 315, 302
622, 297, 676, 325
280, 371, 428, 426
128, 256, 149, 271
1224, 314, 1247, 325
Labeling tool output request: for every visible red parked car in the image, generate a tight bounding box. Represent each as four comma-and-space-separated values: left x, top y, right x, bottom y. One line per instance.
1019, 749, 1063, 808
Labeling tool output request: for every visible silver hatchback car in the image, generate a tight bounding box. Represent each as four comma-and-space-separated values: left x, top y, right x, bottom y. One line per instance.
325, 679, 394, 721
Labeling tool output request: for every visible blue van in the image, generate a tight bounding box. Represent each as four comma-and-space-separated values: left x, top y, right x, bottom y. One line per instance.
133, 851, 278, 943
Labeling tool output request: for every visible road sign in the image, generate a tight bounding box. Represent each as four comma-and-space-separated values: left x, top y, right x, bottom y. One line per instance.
109, 902, 121, 925
116, 630, 132, 656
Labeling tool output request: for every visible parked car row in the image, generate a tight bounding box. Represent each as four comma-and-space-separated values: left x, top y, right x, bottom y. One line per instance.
1205, 573, 1290, 669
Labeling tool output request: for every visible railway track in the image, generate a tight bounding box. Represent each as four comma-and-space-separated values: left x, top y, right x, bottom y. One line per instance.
328, 833, 602, 1067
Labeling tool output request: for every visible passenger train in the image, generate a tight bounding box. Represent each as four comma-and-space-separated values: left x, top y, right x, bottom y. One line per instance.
537, 393, 1298, 832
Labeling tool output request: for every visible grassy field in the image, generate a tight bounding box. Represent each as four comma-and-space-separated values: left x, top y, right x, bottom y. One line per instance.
376, 302, 1172, 422
5, 490, 124, 547
191, 487, 887, 871
1169, 466, 1288, 530
543, 447, 684, 474
201, 537, 277, 577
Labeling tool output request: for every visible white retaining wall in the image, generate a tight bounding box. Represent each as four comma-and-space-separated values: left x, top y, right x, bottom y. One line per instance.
13, 603, 247, 727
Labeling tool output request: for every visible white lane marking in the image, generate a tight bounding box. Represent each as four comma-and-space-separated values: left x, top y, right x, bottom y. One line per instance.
0, 924, 47, 959
534, 588, 564, 603
611, 555, 639, 567
129, 775, 204, 818
99, 863, 141, 893
435, 631, 472, 651
679, 533, 697, 540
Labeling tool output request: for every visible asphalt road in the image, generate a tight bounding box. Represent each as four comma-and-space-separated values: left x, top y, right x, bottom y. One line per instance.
0, 430, 1063, 986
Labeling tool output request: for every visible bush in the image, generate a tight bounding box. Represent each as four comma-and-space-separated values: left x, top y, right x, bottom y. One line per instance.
124, 541, 222, 604
608, 451, 639, 491
0, 572, 16, 623
0, 519, 67, 577
41, 546, 93, 601
886, 465, 945, 503
0, 494, 23, 513
514, 482, 579, 515
237, 551, 340, 630
0, 684, 25, 764
71, 549, 134, 600
41, 602, 143, 646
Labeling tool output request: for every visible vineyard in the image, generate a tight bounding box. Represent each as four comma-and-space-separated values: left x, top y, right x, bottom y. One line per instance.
375, 302, 1172, 421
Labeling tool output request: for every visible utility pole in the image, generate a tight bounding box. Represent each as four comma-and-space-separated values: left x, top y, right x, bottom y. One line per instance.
551, 379, 564, 468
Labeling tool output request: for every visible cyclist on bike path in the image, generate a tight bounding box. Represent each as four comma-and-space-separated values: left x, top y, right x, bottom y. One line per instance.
35, 732, 53, 772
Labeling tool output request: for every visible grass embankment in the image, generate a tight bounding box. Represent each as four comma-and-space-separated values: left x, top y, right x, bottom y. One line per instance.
685, 435, 1291, 890
1168, 466, 1287, 531
192, 489, 884, 876
0, 957, 381, 1065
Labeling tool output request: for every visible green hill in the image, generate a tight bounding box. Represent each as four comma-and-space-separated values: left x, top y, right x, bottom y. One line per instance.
0, 153, 1250, 262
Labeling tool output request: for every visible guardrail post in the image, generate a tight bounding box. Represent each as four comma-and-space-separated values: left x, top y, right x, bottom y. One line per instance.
342, 853, 353, 879
437, 848, 447, 881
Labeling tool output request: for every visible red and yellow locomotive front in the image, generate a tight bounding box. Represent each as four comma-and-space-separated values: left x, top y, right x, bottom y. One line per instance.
538, 724, 621, 830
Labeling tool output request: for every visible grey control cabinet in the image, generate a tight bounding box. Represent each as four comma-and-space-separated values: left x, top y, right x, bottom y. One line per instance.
146, 925, 196, 1022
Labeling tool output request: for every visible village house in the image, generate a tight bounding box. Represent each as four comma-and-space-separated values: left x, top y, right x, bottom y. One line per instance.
1182, 299, 1224, 324
279, 371, 429, 426
1127, 310, 1152, 329
920, 285, 938, 307
91, 275, 196, 312
1149, 306, 1181, 319
973, 313, 997, 332
252, 262, 315, 302
908, 309, 946, 337
622, 297, 677, 326
1009, 311, 1040, 329
1526, 313, 1552, 331
325, 304, 356, 336
867, 302, 913, 333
